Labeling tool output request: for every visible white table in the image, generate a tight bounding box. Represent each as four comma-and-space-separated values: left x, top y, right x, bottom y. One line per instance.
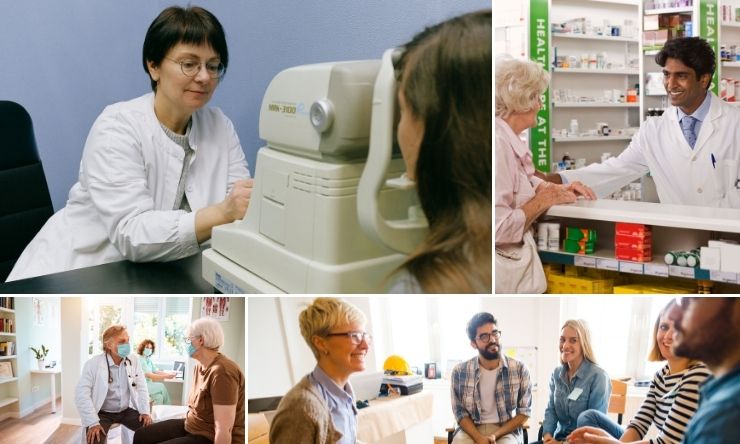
30, 368, 61, 413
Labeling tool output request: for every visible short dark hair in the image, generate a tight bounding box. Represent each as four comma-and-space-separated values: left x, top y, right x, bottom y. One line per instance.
142, 6, 229, 91
466, 312, 496, 341
137, 339, 155, 356
655, 37, 715, 89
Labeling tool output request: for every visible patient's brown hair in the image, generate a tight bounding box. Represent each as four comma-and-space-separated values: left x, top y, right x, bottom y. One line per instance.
395, 9, 492, 293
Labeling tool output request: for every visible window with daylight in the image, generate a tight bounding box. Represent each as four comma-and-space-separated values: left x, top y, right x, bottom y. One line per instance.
560, 296, 676, 380
86, 297, 192, 361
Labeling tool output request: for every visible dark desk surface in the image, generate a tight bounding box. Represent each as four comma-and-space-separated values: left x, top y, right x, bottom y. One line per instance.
0, 254, 214, 294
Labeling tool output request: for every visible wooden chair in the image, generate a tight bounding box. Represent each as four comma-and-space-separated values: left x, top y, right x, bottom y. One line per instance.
446, 420, 529, 444
537, 378, 629, 441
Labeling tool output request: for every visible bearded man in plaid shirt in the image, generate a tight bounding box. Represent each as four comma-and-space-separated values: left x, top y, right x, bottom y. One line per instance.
450, 312, 532, 444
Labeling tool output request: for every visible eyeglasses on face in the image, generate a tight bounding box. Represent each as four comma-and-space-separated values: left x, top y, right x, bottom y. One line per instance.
165, 57, 225, 79
326, 331, 373, 345
476, 330, 502, 342
184, 335, 201, 344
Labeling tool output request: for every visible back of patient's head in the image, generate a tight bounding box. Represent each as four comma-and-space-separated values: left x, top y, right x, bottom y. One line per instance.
142, 5, 229, 92
396, 9, 492, 293
299, 298, 366, 359
188, 318, 225, 351
102, 324, 127, 352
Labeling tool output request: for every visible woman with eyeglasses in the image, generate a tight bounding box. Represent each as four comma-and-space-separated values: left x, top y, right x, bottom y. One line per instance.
7, 5, 252, 282
137, 339, 175, 405
534, 320, 610, 444
134, 318, 244, 444
270, 297, 371, 444
568, 300, 711, 444
75, 325, 151, 444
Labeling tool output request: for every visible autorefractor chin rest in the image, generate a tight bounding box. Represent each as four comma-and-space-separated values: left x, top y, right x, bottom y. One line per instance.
202, 48, 428, 293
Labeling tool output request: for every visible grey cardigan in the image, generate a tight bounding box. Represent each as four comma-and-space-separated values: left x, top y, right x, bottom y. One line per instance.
269, 375, 344, 444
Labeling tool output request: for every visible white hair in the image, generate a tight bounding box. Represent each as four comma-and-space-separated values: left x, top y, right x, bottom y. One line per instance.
187, 318, 225, 350
495, 55, 550, 118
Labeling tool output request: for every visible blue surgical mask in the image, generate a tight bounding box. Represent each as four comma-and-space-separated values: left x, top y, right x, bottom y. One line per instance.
143, 348, 153, 357
117, 343, 131, 358
187, 343, 197, 357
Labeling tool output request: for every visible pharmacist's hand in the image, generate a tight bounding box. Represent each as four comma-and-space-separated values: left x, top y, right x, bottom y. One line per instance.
567, 426, 620, 444
566, 181, 597, 200
540, 184, 577, 206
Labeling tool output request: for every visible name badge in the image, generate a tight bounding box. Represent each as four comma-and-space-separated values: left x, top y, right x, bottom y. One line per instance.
568, 387, 584, 401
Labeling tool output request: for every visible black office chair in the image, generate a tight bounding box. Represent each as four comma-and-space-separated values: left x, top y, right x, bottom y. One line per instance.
447, 422, 529, 444
0, 101, 54, 281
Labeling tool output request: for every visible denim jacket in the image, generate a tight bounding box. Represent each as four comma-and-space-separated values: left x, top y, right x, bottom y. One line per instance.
542, 359, 611, 440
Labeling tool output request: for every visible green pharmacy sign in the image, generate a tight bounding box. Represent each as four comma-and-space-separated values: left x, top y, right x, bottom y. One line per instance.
529, 0, 551, 172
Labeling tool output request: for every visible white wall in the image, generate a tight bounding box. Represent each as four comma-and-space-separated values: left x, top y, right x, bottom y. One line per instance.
247, 297, 378, 399
12, 297, 63, 417
61, 297, 84, 425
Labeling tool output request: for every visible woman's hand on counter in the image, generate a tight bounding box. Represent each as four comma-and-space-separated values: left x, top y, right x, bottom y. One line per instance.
566, 181, 597, 200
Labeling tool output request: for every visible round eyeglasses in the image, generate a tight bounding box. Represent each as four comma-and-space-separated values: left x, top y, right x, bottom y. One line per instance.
166, 57, 225, 79
326, 331, 373, 345
476, 330, 501, 343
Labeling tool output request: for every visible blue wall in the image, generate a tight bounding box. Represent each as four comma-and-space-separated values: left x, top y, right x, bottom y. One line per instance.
0, 0, 490, 210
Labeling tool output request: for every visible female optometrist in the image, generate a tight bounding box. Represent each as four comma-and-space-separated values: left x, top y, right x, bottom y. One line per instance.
75, 325, 151, 444
543, 37, 740, 208
6, 6, 251, 282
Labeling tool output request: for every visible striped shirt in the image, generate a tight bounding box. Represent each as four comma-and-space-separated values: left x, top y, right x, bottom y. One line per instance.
450, 354, 532, 425
627, 362, 711, 444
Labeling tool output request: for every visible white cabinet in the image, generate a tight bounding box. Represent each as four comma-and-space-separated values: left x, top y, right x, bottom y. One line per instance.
550, 0, 642, 167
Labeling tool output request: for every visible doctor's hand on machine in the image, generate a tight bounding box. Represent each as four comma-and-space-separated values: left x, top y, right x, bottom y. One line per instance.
195, 178, 253, 243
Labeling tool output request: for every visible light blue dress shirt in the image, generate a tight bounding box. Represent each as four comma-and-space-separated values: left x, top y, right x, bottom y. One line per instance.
100, 354, 132, 413
309, 366, 358, 444
542, 359, 611, 440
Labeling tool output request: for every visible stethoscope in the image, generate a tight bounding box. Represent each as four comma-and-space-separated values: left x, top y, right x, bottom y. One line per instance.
105, 352, 138, 387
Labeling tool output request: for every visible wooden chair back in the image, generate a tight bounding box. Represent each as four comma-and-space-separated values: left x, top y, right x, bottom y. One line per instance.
608, 379, 628, 424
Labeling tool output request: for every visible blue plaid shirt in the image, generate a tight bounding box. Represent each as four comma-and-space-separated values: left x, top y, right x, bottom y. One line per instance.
451, 354, 532, 425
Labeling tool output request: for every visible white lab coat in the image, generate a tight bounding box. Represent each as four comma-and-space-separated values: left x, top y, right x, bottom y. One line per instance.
562, 93, 740, 207
7, 93, 249, 281
75, 353, 150, 428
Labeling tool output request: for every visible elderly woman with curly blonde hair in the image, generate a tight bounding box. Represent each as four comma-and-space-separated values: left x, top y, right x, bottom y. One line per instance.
495, 57, 595, 293
270, 298, 371, 444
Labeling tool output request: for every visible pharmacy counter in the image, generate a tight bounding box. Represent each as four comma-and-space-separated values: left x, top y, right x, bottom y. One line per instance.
540, 200, 740, 286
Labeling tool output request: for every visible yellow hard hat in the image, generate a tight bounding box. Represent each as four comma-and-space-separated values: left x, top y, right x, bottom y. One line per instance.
383, 355, 412, 375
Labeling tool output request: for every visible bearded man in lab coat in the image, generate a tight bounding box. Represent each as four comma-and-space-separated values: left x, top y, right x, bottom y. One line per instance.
75, 325, 151, 444
541, 37, 740, 208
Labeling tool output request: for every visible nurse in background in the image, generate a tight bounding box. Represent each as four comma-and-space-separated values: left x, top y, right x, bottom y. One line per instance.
390, 9, 492, 293
7, 6, 252, 282
137, 339, 174, 405
541, 37, 740, 207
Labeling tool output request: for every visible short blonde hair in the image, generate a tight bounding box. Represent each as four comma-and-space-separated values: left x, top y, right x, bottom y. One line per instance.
102, 325, 127, 353
560, 319, 598, 365
299, 298, 367, 359
495, 56, 550, 118
187, 318, 225, 350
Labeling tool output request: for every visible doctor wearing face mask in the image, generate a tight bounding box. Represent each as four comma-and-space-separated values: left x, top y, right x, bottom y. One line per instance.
75, 325, 151, 444
541, 37, 740, 208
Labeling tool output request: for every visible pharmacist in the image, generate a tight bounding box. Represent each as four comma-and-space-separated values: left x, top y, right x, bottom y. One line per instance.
541, 37, 740, 208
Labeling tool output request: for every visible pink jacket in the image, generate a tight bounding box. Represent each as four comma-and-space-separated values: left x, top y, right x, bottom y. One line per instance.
495, 117, 544, 245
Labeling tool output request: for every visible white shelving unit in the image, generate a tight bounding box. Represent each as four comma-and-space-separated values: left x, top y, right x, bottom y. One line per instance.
553, 135, 633, 142
720, 2, 740, 103
550, 0, 641, 168
554, 102, 640, 107
0, 299, 18, 418
540, 200, 740, 288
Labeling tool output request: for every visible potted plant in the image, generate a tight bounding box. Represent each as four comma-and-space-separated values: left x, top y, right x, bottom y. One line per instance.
30, 345, 49, 370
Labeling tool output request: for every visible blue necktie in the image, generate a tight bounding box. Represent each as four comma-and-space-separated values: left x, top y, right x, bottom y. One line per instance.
680, 116, 697, 149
